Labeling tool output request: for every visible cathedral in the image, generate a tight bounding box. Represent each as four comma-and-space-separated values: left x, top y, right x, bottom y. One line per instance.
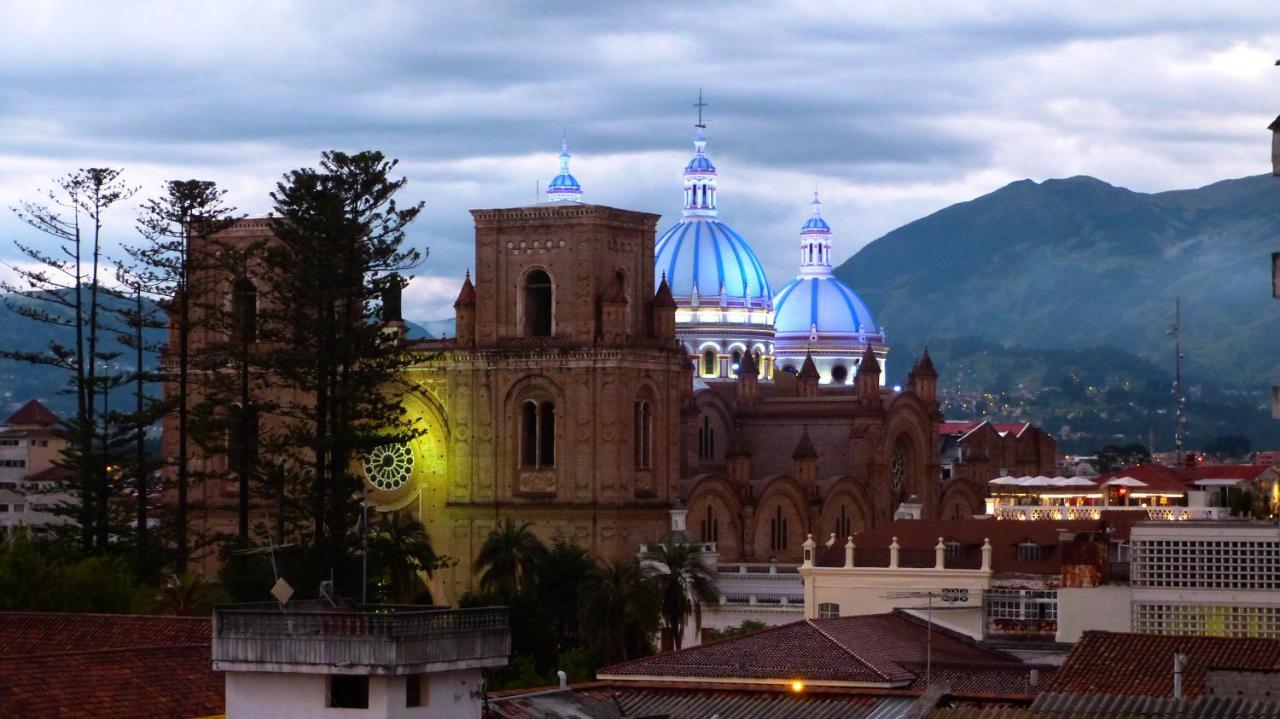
172, 115, 1055, 600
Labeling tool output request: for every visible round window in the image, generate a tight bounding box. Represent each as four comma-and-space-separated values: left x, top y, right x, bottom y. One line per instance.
362, 442, 414, 491
830, 364, 848, 383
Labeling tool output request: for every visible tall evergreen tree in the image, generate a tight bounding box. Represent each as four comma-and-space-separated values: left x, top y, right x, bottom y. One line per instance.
129, 180, 236, 571
262, 151, 423, 587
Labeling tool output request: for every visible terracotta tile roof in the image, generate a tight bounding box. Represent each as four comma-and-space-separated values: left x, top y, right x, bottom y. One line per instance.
1040, 631, 1280, 699
0, 643, 223, 718
25, 466, 75, 484
905, 661, 1052, 697
815, 517, 1139, 574
0, 612, 210, 657
0, 612, 221, 718
939, 421, 983, 435
598, 612, 1024, 692
5, 399, 59, 427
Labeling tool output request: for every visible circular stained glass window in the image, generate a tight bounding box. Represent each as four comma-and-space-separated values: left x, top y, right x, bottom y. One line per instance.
362, 442, 414, 491
890, 445, 905, 494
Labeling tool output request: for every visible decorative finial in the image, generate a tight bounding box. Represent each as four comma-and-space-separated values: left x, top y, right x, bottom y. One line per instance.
694, 89, 708, 128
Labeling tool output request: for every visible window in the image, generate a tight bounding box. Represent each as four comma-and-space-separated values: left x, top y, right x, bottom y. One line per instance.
0, 460, 26, 468
702, 349, 718, 377
697, 415, 715, 461
730, 349, 742, 374
0, 439, 17, 447
328, 675, 369, 709
699, 504, 719, 544
406, 674, 428, 708
830, 364, 848, 384
1017, 541, 1043, 562
835, 504, 852, 539
818, 602, 840, 619
769, 504, 789, 553
523, 269, 553, 337
0, 504, 8, 512
12, 504, 22, 513
230, 277, 258, 343
945, 540, 963, 559
634, 400, 653, 469
520, 399, 556, 469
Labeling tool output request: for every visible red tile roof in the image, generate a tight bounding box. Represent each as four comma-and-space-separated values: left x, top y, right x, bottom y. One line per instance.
0, 644, 223, 718
598, 611, 1028, 693
0, 612, 210, 657
0, 613, 221, 718
5, 399, 59, 427
1041, 631, 1280, 699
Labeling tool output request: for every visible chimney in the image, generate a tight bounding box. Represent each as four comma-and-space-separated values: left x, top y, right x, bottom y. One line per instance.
1173, 649, 1186, 700
453, 271, 476, 348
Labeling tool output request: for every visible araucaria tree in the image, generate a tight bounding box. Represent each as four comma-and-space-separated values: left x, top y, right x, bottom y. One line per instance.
4, 169, 136, 554
263, 150, 423, 586
130, 181, 236, 571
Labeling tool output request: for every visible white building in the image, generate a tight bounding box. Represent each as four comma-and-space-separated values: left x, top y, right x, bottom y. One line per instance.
0, 399, 72, 534
213, 602, 510, 719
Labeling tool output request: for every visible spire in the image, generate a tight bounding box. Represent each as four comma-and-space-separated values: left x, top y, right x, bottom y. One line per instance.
453, 271, 476, 308
682, 92, 719, 219
545, 132, 583, 203
799, 351, 819, 380
798, 189, 833, 276
652, 274, 676, 308
915, 347, 937, 378
792, 426, 818, 460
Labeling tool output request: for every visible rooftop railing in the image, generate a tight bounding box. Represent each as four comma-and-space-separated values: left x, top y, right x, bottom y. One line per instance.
212, 604, 510, 675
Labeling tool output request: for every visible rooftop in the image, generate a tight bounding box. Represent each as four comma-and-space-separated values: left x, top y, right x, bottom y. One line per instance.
4, 399, 59, 427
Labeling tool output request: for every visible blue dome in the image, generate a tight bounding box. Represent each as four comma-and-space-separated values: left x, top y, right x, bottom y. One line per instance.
655, 219, 772, 302
773, 276, 877, 337
685, 154, 716, 173
548, 172, 581, 191
801, 215, 830, 233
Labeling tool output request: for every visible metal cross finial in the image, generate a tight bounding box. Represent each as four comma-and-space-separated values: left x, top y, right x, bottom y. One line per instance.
694, 89, 708, 127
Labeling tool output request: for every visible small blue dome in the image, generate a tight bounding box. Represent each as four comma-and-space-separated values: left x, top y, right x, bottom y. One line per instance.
685, 154, 716, 173
545, 137, 583, 202
773, 276, 877, 338
548, 172, 581, 191
655, 219, 772, 302
801, 215, 830, 233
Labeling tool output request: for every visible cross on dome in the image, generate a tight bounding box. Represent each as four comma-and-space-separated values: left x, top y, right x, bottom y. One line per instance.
683, 91, 718, 218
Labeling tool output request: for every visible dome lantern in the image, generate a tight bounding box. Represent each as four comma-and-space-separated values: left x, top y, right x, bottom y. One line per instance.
545, 134, 583, 203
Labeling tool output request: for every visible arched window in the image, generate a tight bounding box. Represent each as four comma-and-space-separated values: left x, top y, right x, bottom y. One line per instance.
231, 277, 257, 343
702, 350, 718, 377
835, 504, 851, 539
634, 399, 652, 469
699, 504, 719, 544
769, 504, 788, 553
519, 399, 556, 468
731, 349, 742, 374
523, 270, 553, 337
698, 415, 715, 461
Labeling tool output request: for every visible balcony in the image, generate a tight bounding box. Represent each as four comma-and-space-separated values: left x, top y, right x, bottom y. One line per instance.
991, 505, 1229, 521
212, 603, 511, 675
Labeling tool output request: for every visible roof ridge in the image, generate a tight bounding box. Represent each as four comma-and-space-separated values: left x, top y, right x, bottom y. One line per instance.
600, 619, 807, 673
804, 619, 899, 682
0, 610, 208, 620
0, 642, 210, 662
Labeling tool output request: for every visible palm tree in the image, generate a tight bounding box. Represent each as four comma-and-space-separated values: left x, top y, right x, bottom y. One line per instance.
368, 513, 439, 604
475, 518, 546, 595
643, 540, 718, 650
579, 559, 660, 664
151, 569, 222, 615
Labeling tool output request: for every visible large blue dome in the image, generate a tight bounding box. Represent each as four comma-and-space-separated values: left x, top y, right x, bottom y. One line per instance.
773, 275, 877, 338
655, 218, 772, 303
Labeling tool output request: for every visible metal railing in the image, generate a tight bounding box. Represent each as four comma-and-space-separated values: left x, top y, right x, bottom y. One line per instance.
213, 605, 510, 674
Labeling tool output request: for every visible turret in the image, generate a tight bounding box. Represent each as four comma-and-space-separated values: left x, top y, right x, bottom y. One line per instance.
797, 352, 819, 397
453, 271, 476, 348
792, 426, 818, 487
650, 276, 677, 341
380, 273, 407, 338
735, 348, 758, 408
855, 344, 880, 402
908, 347, 937, 404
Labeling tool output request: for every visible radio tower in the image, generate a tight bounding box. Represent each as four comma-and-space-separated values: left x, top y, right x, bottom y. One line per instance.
1168, 297, 1185, 459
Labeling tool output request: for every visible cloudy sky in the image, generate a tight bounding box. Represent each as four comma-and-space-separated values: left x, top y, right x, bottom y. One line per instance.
1, 1, 1278, 320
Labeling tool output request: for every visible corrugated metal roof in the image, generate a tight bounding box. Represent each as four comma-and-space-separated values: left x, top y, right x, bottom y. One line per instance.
1031, 692, 1280, 717
490, 687, 917, 719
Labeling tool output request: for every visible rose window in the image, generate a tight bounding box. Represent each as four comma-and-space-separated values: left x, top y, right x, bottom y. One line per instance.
362, 442, 414, 491
890, 446, 905, 494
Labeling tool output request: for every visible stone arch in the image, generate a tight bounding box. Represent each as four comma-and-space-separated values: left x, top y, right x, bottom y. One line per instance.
819, 477, 875, 541
684, 475, 743, 560
881, 395, 936, 516
519, 266, 555, 337
752, 476, 810, 562
939, 480, 984, 521
370, 388, 450, 514
502, 374, 565, 495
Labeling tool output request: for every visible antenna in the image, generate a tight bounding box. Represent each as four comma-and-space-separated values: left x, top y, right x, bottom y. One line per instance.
694, 89, 708, 127
1168, 297, 1185, 458
884, 590, 943, 687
